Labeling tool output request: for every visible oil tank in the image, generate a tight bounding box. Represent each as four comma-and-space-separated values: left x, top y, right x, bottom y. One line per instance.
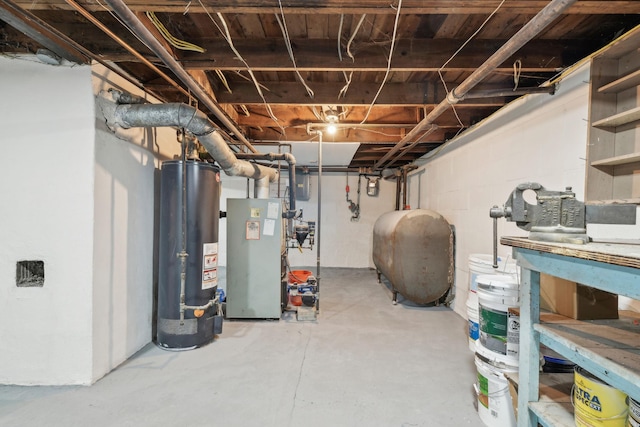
157, 160, 220, 349
372, 209, 453, 304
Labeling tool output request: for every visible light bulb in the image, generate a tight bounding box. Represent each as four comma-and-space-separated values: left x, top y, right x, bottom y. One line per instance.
327, 124, 337, 135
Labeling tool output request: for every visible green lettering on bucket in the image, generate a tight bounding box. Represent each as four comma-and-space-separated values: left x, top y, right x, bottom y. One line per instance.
478, 373, 489, 409
480, 305, 507, 337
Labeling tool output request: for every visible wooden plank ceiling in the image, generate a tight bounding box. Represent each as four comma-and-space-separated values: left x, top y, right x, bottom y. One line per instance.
1, 0, 640, 170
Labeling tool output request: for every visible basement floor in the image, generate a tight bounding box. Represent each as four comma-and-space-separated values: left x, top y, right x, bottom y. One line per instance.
0, 268, 481, 426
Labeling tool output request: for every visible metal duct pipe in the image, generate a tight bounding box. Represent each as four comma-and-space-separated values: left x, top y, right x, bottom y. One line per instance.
103, 0, 258, 154
254, 177, 270, 199
395, 171, 402, 211
113, 103, 278, 183
235, 152, 297, 217
372, 0, 577, 170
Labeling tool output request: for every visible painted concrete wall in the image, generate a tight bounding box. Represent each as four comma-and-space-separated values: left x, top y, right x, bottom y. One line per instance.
217, 173, 397, 271
0, 57, 96, 384
411, 63, 591, 318
0, 58, 180, 385
91, 65, 180, 382
286, 173, 398, 269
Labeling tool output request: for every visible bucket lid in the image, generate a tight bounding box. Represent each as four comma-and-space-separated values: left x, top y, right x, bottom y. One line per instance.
469, 253, 518, 274
476, 274, 519, 291
474, 340, 519, 370
474, 350, 518, 373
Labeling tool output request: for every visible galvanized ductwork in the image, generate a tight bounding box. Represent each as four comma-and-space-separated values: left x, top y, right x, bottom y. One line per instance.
111, 101, 297, 216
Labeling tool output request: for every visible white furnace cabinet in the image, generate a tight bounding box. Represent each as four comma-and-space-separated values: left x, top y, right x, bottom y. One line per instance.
226, 198, 282, 319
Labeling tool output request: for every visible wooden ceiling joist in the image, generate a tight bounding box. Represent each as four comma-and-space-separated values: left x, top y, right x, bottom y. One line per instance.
215, 81, 541, 106
178, 39, 580, 73
12, 0, 640, 15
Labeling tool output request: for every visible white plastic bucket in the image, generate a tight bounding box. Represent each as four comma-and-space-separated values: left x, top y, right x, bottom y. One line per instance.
477, 274, 520, 366
628, 397, 640, 427
467, 292, 479, 352
469, 254, 518, 293
475, 354, 518, 427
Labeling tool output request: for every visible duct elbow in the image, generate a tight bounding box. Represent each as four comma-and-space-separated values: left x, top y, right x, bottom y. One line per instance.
282, 152, 296, 166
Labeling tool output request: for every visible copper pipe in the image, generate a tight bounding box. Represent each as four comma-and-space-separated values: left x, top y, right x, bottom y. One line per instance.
64, 0, 191, 99
103, 0, 258, 153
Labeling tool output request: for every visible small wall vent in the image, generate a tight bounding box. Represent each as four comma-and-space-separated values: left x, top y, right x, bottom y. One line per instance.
16, 260, 45, 287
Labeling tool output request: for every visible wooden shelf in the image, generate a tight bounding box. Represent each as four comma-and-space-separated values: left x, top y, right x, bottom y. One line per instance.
534, 313, 640, 400
529, 402, 574, 427
598, 69, 640, 94
586, 26, 640, 202
507, 372, 574, 427
500, 237, 640, 272
592, 105, 640, 128
591, 151, 640, 166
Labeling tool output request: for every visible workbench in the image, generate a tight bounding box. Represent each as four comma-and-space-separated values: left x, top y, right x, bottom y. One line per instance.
501, 236, 640, 427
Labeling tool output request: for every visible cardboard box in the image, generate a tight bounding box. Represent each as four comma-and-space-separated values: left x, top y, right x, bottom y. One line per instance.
540, 273, 618, 320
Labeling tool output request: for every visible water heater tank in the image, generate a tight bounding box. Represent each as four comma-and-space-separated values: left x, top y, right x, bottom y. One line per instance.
372, 209, 453, 304
157, 160, 220, 349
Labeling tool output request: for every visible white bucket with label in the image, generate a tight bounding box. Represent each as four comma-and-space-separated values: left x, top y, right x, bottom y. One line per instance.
475, 354, 518, 427
467, 292, 479, 352
477, 274, 520, 367
628, 397, 640, 427
469, 254, 518, 293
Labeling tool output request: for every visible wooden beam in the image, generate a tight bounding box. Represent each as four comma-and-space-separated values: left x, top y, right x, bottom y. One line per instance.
12, 0, 640, 14
233, 104, 499, 127
179, 39, 577, 72
243, 124, 450, 143
216, 81, 521, 106
0, 0, 88, 63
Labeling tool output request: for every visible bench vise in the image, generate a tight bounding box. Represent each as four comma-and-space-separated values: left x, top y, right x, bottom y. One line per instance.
490, 182, 589, 245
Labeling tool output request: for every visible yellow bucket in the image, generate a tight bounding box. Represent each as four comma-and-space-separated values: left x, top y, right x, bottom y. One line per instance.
574, 366, 628, 427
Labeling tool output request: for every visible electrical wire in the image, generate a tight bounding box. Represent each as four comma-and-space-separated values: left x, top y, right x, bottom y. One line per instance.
196, 0, 285, 134
513, 59, 522, 90
359, 1, 402, 124
233, 70, 271, 92
145, 11, 205, 52
436, 0, 507, 132
346, 14, 367, 62
215, 69, 232, 93
337, 14, 366, 99
337, 14, 344, 62
275, 0, 315, 100
338, 71, 354, 99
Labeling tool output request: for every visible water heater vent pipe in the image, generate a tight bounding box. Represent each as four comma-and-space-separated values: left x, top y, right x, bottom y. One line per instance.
112, 102, 298, 216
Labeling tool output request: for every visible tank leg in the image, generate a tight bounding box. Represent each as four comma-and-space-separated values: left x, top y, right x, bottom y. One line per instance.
392, 289, 398, 305
376, 269, 381, 283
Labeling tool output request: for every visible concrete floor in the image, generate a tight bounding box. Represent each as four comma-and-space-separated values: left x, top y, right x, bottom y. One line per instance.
0, 268, 481, 426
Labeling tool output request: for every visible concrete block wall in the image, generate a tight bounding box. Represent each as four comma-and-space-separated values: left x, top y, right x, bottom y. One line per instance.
0, 57, 179, 385
286, 174, 398, 269
0, 57, 96, 384
91, 65, 179, 382
411, 63, 591, 318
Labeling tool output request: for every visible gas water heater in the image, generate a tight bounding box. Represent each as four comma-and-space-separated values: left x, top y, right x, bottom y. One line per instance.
157, 160, 222, 349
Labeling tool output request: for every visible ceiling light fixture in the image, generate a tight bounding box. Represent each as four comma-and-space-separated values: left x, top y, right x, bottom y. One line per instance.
323, 105, 339, 135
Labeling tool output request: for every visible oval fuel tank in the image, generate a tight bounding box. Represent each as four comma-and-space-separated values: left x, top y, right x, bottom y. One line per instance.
372, 209, 453, 304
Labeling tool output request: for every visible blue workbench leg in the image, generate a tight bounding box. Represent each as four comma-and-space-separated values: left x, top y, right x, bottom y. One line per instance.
517, 266, 541, 427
